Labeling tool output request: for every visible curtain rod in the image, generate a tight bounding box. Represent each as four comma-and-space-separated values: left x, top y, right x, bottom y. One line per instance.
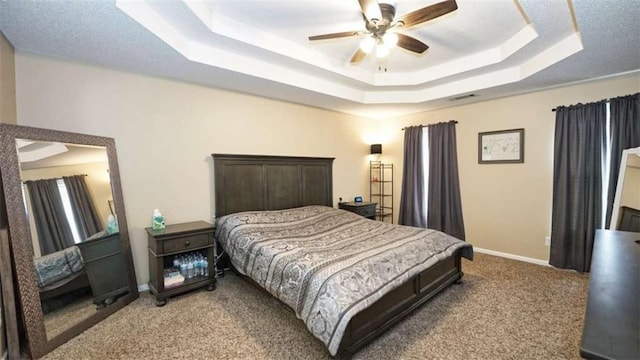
551, 99, 612, 112
401, 120, 458, 130
22, 174, 88, 184
550, 91, 640, 112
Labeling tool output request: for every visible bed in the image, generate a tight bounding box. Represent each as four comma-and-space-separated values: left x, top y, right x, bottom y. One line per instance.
34, 246, 89, 302
212, 154, 473, 357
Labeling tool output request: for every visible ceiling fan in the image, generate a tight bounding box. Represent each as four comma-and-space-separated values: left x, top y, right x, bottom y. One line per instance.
308, 0, 458, 64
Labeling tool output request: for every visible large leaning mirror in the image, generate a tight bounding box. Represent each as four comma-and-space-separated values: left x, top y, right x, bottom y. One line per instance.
0, 124, 138, 359
610, 146, 640, 231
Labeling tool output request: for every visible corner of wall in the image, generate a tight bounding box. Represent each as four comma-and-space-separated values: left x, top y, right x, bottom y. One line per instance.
0, 29, 16, 358
0, 30, 17, 125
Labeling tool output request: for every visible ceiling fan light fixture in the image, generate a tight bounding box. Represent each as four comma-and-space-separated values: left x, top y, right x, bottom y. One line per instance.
376, 43, 390, 58
360, 37, 376, 54
382, 32, 398, 47
309, 0, 458, 64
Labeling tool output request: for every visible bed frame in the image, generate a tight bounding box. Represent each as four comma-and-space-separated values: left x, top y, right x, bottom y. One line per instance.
212, 154, 465, 357
39, 271, 90, 301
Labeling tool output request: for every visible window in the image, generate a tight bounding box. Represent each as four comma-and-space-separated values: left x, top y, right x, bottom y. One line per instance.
422, 127, 429, 217
56, 179, 82, 243
601, 104, 612, 227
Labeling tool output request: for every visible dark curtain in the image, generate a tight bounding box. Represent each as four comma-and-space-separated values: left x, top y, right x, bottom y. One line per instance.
25, 179, 75, 255
398, 126, 427, 227
550, 101, 607, 272
605, 93, 640, 227
427, 121, 466, 240
63, 175, 103, 240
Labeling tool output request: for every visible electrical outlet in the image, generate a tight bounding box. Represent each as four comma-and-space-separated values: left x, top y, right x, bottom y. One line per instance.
545, 236, 551, 247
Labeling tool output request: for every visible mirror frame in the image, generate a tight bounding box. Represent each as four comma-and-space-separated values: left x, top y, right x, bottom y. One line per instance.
609, 146, 640, 230
0, 124, 139, 358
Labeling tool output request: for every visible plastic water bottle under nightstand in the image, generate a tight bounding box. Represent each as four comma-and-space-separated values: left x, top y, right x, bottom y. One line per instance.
172, 253, 209, 280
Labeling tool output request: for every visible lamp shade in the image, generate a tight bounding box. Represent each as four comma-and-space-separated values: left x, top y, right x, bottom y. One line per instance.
370, 144, 382, 154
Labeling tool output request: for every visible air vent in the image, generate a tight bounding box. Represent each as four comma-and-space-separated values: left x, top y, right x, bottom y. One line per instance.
450, 94, 476, 101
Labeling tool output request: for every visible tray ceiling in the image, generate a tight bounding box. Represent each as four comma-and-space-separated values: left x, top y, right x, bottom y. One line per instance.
0, 0, 638, 118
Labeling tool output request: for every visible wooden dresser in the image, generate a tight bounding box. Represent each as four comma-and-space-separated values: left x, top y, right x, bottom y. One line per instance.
580, 229, 639, 359
146, 221, 216, 306
619, 206, 640, 232
77, 232, 129, 307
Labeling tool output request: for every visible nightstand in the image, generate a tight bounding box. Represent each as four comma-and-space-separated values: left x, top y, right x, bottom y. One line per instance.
339, 202, 377, 220
146, 221, 216, 307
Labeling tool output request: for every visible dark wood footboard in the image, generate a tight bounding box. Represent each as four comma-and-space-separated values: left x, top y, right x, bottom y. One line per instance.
336, 250, 463, 357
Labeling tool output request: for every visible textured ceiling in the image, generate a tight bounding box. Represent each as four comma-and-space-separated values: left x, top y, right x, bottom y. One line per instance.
18, 141, 108, 170
0, 0, 638, 119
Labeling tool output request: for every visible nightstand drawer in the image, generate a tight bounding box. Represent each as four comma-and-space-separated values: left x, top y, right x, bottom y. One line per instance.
339, 202, 377, 220
359, 206, 376, 218
163, 233, 210, 253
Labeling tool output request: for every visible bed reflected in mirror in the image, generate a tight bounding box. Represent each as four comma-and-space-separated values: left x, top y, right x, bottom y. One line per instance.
18, 140, 130, 339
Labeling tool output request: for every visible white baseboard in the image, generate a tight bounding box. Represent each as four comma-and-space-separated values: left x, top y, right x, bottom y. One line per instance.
473, 247, 550, 267
137, 283, 149, 293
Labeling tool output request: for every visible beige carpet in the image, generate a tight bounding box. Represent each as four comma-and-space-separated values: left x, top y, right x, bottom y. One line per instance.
44, 295, 96, 339
44, 253, 588, 359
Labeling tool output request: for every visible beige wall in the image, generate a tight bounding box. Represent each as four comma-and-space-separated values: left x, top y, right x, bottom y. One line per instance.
381, 72, 640, 261
14, 52, 376, 285
0, 30, 16, 359
0, 31, 16, 125
10, 51, 640, 279
21, 161, 113, 258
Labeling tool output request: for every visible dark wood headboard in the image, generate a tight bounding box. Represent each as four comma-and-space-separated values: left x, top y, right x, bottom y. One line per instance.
212, 154, 334, 217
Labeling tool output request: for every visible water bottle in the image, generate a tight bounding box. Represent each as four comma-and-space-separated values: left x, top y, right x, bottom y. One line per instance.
180, 262, 187, 278
204, 256, 209, 277
194, 255, 201, 277
187, 259, 194, 279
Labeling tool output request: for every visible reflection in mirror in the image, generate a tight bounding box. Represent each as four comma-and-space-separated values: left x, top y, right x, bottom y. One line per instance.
0, 124, 138, 358
610, 146, 640, 230
17, 140, 130, 340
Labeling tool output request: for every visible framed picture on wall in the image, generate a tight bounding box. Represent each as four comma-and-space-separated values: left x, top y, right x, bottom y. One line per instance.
478, 128, 524, 164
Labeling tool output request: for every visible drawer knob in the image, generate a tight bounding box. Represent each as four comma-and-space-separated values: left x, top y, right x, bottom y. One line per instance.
184, 240, 191, 246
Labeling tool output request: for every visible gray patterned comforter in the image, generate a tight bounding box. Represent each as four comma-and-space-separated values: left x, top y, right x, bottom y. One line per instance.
216, 206, 473, 355
33, 246, 84, 288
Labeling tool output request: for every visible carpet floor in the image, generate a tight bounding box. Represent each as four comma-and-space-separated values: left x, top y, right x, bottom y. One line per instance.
44, 253, 588, 359
43, 294, 95, 339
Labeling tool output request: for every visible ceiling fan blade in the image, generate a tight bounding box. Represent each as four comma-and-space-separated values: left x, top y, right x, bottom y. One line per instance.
397, 0, 458, 28
358, 0, 382, 22
350, 48, 367, 64
396, 33, 429, 54
308, 30, 363, 41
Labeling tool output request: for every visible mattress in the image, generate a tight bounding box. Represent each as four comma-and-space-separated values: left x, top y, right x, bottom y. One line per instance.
216, 205, 473, 355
